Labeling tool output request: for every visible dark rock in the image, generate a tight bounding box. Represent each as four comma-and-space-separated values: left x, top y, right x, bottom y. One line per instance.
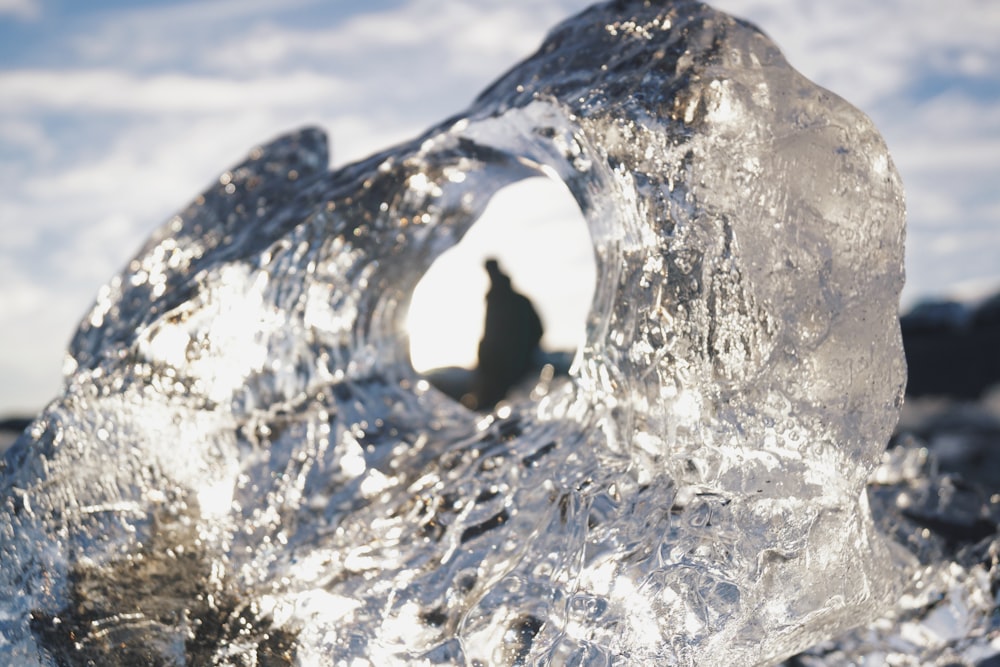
902, 291, 1000, 399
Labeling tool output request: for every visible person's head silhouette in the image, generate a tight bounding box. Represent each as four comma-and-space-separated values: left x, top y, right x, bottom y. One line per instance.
484, 258, 511, 291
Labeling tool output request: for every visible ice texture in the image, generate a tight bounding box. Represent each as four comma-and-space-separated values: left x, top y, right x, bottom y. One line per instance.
0, 1, 919, 665
781, 439, 1000, 667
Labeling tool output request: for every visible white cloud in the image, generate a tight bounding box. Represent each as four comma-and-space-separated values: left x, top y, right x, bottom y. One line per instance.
0, 69, 349, 114
199, 0, 590, 79
0, 118, 53, 165
0, 0, 40, 21
0, 264, 76, 415
69, 0, 325, 65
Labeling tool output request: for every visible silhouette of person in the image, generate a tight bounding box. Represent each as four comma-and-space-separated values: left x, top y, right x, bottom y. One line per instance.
471, 259, 544, 409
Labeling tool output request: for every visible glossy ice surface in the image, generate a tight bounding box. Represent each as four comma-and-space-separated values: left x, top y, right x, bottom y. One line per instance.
3, 1, 959, 665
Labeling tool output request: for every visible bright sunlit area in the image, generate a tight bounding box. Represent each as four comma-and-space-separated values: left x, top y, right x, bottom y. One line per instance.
406, 176, 595, 375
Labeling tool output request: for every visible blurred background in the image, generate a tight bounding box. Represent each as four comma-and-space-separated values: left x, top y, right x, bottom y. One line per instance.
1, 0, 998, 418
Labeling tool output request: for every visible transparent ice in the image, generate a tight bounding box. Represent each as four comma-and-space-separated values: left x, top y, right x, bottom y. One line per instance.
3, 1, 995, 665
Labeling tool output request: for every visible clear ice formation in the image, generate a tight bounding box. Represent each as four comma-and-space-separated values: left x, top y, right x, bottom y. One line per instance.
1, 0, 946, 665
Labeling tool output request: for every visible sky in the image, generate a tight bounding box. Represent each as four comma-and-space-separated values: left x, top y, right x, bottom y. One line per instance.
1, 0, 998, 415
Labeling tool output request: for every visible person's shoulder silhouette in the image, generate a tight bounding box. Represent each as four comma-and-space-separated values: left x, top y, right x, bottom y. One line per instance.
472, 259, 544, 409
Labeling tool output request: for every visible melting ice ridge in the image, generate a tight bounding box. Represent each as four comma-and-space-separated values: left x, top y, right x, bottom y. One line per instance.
2, 1, 997, 665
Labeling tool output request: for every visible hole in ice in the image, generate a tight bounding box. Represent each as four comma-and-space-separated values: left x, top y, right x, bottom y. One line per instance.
406, 176, 595, 409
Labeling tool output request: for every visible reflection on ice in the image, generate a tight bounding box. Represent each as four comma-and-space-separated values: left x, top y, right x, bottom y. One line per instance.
4, 1, 996, 665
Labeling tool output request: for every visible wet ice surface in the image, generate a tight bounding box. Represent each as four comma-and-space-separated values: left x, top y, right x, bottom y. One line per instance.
5, 0, 994, 665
